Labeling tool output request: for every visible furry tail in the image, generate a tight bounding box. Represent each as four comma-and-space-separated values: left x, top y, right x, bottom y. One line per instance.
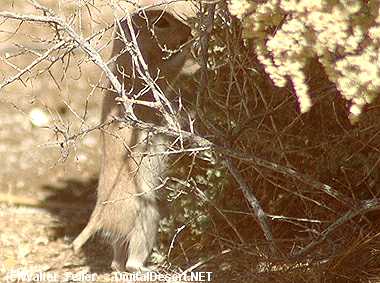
72, 209, 100, 253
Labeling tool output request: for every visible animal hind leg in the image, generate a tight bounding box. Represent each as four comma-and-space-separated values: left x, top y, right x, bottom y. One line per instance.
111, 240, 128, 271
125, 199, 159, 272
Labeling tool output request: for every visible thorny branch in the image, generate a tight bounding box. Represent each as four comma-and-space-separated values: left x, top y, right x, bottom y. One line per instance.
0, 9, 130, 115
113, 115, 350, 206
1, 1, 377, 272
196, 1, 225, 137
225, 158, 277, 255
0, 0, 347, 249
196, 1, 277, 253
114, 12, 180, 127
0, 40, 66, 89
292, 198, 380, 258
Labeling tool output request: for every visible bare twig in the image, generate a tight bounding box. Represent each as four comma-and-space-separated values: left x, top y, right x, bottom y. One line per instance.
0, 9, 130, 115
0, 40, 66, 89
167, 224, 186, 259
113, 5, 181, 129
293, 198, 380, 257
181, 248, 231, 274
225, 158, 277, 255
192, 181, 246, 244
196, 2, 225, 137
221, 147, 349, 205
116, 116, 345, 206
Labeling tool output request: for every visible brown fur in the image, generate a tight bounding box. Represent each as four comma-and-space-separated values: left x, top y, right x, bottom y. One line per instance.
72, 10, 191, 272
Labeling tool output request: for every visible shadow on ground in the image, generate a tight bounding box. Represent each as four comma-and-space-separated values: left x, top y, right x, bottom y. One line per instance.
40, 177, 113, 274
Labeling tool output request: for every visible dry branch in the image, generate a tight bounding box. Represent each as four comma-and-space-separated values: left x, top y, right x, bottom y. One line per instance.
116, 115, 344, 206
0, 40, 67, 89
2, 2, 379, 280
225, 158, 277, 255
293, 198, 380, 258
0, 9, 131, 116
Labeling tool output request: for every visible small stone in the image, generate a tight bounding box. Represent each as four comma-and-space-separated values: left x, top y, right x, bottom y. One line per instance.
29, 108, 50, 127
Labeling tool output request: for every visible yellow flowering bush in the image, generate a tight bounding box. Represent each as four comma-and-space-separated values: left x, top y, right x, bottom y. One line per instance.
228, 0, 380, 121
